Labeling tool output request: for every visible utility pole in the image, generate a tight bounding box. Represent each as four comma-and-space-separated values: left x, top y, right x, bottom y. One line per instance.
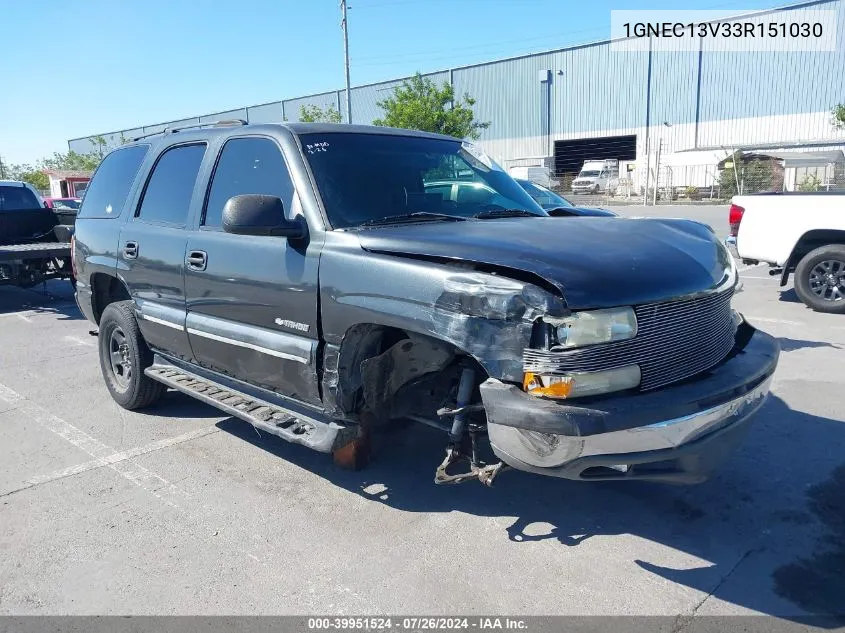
653, 139, 662, 206
341, 0, 352, 124
643, 139, 650, 207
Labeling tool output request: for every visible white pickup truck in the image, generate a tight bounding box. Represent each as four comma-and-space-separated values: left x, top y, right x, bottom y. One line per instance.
727, 192, 845, 313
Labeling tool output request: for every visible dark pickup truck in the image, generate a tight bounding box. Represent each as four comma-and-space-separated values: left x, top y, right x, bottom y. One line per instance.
0, 180, 75, 287
73, 121, 779, 486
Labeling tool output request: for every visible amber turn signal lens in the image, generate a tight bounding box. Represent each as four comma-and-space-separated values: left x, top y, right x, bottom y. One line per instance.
523, 372, 574, 399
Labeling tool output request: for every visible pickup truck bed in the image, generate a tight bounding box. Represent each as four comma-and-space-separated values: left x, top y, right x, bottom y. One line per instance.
730, 191, 845, 313
0, 206, 75, 287
0, 241, 71, 262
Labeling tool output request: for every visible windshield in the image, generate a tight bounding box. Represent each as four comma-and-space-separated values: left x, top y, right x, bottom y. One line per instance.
517, 179, 573, 208
579, 170, 600, 178
0, 185, 41, 211
302, 133, 546, 228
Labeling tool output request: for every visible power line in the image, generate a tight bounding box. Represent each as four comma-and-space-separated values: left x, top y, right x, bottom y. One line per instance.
353, 27, 608, 63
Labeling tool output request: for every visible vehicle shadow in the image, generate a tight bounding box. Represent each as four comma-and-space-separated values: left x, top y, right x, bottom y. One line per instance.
778, 337, 841, 352
213, 394, 845, 622
778, 288, 802, 304
0, 281, 83, 320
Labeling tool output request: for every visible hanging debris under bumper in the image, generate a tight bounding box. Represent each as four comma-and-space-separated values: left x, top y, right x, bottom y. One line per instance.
480, 322, 779, 483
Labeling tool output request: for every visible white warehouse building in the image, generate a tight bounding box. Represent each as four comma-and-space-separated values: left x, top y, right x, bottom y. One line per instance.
69, 0, 845, 195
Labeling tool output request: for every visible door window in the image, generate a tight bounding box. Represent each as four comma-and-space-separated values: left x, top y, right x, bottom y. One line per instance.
137, 143, 206, 226
203, 137, 295, 228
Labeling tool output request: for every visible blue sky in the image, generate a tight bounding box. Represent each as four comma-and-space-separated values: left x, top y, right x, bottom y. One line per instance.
1, 0, 782, 165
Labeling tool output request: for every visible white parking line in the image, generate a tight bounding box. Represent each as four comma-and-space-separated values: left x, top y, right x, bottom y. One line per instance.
63, 335, 95, 348
0, 382, 189, 507
743, 316, 804, 326
27, 425, 220, 487
0, 384, 273, 565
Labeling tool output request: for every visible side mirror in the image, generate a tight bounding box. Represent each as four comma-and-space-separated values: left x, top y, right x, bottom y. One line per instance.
222, 194, 306, 238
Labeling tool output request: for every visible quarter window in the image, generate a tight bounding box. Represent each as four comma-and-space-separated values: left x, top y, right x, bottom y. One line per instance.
137, 144, 206, 225
78, 145, 149, 219
204, 137, 294, 228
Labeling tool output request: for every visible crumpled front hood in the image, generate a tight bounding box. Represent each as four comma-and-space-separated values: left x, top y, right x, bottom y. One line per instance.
356, 217, 733, 309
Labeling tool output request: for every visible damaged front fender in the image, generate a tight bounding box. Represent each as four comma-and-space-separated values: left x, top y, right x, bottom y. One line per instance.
319, 233, 567, 416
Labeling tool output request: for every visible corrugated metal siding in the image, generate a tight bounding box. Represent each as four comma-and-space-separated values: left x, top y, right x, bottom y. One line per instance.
454, 54, 558, 144
350, 71, 450, 126
282, 92, 339, 122
552, 42, 650, 137
246, 102, 283, 124
698, 0, 844, 146
68, 138, 95, 154
68, 0, 844, 161
648, 37, 700, 152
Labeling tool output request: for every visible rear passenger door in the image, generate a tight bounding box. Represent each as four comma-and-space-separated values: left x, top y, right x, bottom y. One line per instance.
183, 136, 321, 405
119, 142, 207, 361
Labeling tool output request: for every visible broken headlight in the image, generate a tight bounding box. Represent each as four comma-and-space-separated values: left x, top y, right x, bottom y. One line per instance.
549, 306, 637, 349
523, 365, 641, 399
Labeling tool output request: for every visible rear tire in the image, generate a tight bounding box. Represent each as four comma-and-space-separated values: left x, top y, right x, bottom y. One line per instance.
98, 301, 165, 409
794, 245, 845, 314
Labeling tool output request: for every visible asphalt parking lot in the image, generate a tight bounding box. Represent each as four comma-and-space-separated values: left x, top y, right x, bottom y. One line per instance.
1, 207, 843, 621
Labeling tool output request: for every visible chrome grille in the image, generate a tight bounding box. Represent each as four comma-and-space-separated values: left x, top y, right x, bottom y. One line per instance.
524, 287, 736, 391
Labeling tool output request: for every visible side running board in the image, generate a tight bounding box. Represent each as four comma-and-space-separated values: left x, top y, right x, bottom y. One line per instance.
145, 363, 355, 453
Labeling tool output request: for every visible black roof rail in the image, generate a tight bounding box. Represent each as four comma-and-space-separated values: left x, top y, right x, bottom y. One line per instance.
132, 119, 248, 141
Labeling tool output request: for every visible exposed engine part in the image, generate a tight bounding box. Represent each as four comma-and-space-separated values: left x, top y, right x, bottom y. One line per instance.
448, 366, 477, 442
359, 335, 455, 421
433, 365, 507, 486
434, 442, 508, 486
436, 403, 484, 418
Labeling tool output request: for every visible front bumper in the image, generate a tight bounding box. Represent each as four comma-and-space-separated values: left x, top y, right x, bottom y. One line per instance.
481, 321, 778, 483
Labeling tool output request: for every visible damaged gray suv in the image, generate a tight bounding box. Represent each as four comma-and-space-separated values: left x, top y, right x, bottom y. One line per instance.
73, 121, 779, 486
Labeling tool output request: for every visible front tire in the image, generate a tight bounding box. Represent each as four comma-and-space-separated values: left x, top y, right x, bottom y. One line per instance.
794, 245, 845, 314
98, 301, 165, 409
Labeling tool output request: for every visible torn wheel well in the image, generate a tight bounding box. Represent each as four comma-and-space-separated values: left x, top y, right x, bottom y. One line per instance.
333, 324, 481, 423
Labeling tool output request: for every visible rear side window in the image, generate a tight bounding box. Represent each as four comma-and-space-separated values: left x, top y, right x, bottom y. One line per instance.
0, 185, 41, 211
137, 143, 206, 226
78, 145, 149, 219
203, 137, 294, 228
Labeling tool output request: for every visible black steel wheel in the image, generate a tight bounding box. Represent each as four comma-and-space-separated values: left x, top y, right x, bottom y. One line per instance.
794, 245, 845, 314
98, 301, 165, 409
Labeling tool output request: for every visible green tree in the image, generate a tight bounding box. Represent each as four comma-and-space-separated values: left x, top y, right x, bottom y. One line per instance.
5, 162, 49, 191
16, 167, 49, 191
89, 135, 108, 159
299, 104, 342, 124
373, 73, 490, 140
798, 174, 821, 192
719, 152, 775, 196
40, 150, 101, 172
832, 103, 845, 130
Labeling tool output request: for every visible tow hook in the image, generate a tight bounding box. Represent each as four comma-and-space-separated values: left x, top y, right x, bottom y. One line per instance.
433, 366, 507, 487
